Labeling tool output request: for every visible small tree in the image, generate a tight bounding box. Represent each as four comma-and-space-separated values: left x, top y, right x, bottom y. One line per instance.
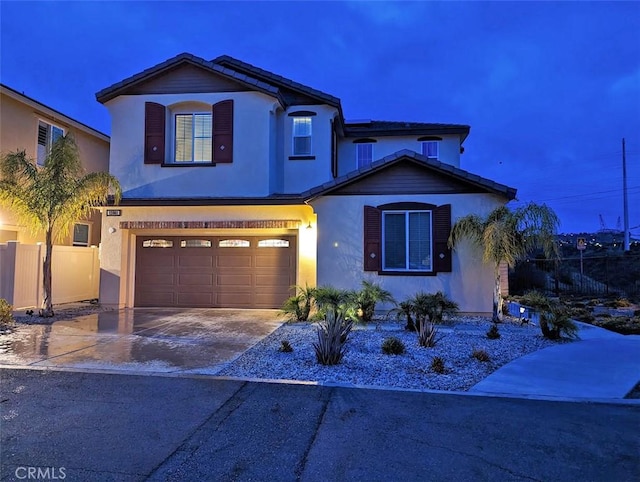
280, 284, 316, 322
0, 135, 121, 317
352, 280, 394, 322
411, 291, 458, 347
448, 203, 559, 323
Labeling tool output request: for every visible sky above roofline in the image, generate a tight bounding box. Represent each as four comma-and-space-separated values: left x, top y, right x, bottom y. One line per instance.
1, 1, 638, 235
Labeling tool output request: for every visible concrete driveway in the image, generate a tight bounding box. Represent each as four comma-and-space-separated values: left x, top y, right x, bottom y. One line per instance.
0, 309, 283, 375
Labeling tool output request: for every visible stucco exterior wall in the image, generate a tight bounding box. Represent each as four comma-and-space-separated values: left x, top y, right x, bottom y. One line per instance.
99, 204, 316, 308
106, 92, 276, 198
281, 105, 338, 193
336, 135, 461, 176
0, 88, 109, 246
310, 192, 508, 314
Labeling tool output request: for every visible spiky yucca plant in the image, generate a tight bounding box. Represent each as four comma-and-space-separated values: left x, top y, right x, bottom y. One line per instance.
448, 203, 559, 323
0, 135, 121, 317
519, 290, 578, 340
313, 308, 354, 365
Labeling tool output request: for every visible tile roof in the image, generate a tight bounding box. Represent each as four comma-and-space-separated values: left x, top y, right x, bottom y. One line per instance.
344, 120, 470, 141
212, 55, 341, 108
302, 149, 517, 201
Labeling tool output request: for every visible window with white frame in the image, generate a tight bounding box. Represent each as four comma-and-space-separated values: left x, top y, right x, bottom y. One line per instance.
292, 117, 312, 155
356, 143, 373, 169
175, 113, 212, 163
72, 223, 90, 247
421, 141, 439, 160
382, 210, 432, 271
37, 120, 64, 166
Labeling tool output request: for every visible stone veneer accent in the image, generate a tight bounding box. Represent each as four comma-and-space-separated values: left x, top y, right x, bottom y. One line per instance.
119, 220, 301, 230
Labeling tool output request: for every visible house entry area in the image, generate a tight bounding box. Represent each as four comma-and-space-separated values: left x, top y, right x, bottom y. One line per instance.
134, 235, 296, 308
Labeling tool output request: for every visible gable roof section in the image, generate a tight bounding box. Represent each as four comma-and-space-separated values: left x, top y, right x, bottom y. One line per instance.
344, 120, 470, 142
96, 53, 283, 104
96, 52, 342, 110
303, 149, 517, 201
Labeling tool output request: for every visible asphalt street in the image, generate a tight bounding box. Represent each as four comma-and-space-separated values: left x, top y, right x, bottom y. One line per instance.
1, 368, 638, 481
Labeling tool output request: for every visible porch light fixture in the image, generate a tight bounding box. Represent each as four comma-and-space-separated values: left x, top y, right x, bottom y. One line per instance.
306, 222, 312, 230
108, 227, 116, 234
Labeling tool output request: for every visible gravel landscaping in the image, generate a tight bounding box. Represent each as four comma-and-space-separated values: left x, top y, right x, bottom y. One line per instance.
218, 316, 561, 392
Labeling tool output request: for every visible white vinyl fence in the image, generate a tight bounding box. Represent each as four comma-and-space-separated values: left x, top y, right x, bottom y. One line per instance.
0, 241, 99, 309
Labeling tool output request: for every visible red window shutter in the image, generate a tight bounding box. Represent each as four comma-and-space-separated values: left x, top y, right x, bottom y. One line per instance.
144, 102, 165, 164
213, 100, 233, 163
363, 205, 381, 271
433, 204, 452, 273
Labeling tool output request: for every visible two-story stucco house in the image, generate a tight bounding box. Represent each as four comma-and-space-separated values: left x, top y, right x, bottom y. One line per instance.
0, 83, 110, 246
96, 53, 516, 313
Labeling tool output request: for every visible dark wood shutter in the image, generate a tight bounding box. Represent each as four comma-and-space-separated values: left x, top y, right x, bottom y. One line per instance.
213, 100, 233, 163
363, 205, 381, 271
144, 102, 165, 164
433, 204, 452, 273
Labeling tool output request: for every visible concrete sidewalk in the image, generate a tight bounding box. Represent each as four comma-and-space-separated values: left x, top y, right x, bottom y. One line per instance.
471, 322, 640, 400
1, 369, 638, 482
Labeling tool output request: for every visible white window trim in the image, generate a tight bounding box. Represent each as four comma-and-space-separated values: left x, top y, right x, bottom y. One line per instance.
36, 119, 65, 166
421, 140, 439, 160
173, 111, 213, 164
381, 210, 433, 272
356, 143, 373, 169
292, 117, 313, 156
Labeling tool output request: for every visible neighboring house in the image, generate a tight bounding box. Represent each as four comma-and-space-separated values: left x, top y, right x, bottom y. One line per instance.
96, 53, 516, 313
0, 83, 110, 246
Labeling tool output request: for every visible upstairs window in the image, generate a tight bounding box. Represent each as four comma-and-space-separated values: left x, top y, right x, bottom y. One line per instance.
356, 143, 373, 169
421, 141, 439, 160
175, 113, 212, 163
292, 117, 312, 155
37, 120, 64, 166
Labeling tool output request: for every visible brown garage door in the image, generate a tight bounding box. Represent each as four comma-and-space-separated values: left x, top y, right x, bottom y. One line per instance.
135, 236, 296, 308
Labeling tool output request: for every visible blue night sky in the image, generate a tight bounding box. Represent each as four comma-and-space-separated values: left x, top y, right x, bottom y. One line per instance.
1, 1, 639, 235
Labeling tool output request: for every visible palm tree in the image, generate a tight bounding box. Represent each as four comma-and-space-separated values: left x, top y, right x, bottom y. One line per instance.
448, 203, 559, 323
0, 134, 121, 317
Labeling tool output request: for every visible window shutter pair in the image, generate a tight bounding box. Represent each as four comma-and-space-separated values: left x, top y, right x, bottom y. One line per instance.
363, 204, 452, 273
143, 100, 234, 164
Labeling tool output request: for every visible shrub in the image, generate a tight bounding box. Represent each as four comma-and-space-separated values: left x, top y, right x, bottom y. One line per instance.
352, 280, 394, 323
381, 336, 405, 355
486, 324, 501, 339
313, 308, 354, 365
416, 319, 442, 348
278, 340, 293, 353
472, 348, 490, 362
519, 290, 578, 340
388, 300, 416, 331
280, 284, 316, 322
0, 299, 14, 330
430, 356, 446, 374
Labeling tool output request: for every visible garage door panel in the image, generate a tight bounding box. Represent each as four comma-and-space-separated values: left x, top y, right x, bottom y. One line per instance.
217, 255, 252, 268
216, 274, 252, 287
136, 291, 176, 306
255, 255, 293, 268
136, 235, 295, 308
177, 292, 214, 306
178, 273, 214, 286
137, 272, 175, 286
178, 255, 214, 268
